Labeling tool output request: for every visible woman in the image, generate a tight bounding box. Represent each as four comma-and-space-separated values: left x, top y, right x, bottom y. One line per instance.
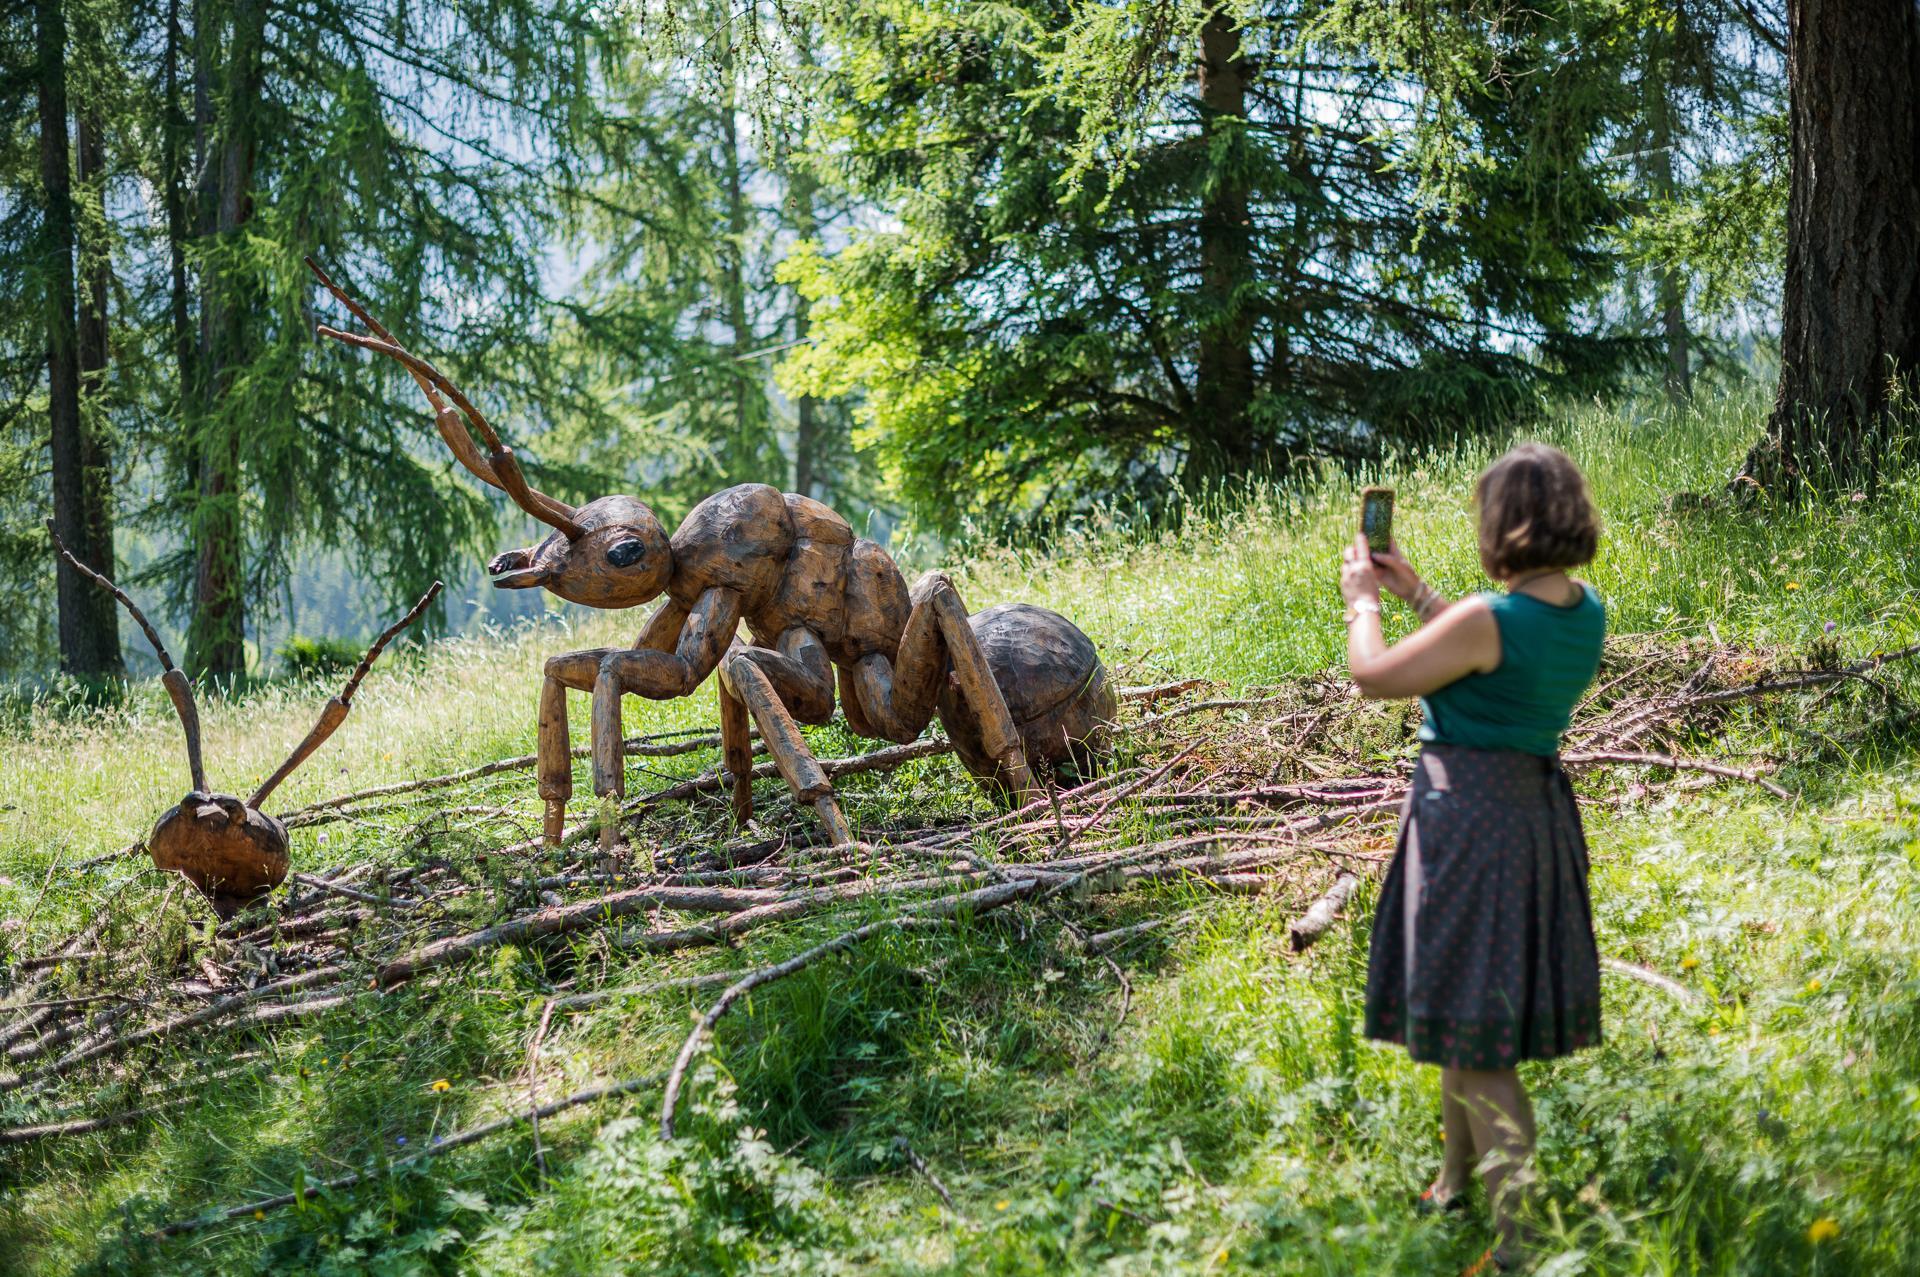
1339, 443, 1606, 1271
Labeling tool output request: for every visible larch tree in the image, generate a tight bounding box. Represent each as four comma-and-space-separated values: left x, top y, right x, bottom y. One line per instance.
33, 0, 121, 676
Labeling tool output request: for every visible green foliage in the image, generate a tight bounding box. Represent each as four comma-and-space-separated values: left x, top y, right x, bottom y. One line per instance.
277, 634, 365, 680
783, 0, 1663, 536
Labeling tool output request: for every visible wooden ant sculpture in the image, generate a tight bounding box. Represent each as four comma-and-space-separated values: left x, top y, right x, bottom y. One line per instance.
306, 258, 1116, 848
49, 524, 438, 917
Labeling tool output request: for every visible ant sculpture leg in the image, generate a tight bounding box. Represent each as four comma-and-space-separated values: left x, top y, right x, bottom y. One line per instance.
848, 571, 1038, 802
536, 587, 739, 846
718, 629, 849, 843
720, 570, 1040, 834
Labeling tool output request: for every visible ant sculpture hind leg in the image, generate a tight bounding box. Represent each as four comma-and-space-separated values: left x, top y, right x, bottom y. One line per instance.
851, 571, 1039, 805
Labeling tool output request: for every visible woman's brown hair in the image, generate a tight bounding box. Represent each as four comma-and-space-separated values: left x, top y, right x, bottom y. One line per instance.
1474, 443, 1601, 579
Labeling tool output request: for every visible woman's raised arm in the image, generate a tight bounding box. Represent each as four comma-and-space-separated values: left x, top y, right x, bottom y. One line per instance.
1340, 534, 1500, 700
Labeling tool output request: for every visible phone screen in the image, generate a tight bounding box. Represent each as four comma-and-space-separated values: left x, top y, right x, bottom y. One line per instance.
1361, 487, 1394, 555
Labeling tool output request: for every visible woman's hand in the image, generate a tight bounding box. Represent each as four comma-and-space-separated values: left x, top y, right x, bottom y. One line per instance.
1369, 540, 1422, 602
1341, 534, 1382, 604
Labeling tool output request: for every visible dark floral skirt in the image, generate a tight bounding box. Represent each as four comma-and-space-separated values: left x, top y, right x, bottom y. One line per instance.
1364, 744, 1602, 1070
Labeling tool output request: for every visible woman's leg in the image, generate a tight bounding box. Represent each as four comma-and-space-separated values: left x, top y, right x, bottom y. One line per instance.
1450, 1067, 1537, 1261
1433, 1070, 1478, 1201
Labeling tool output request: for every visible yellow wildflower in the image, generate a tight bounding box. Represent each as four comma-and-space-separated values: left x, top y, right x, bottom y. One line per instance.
994, 1200, 1009, 1211
253, 1210, 265, 1221
1680, 956, 1700, 971
431, 1078, 451, 1092
1786, 582, 1801, 591
1806, 978, 1822, 994
1808, 1217, 1839, 1244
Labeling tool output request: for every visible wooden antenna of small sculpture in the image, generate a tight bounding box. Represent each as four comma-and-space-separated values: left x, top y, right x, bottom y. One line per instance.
248, 580, 443, 808
49, 519, 442, 914
46, 521, 206, 792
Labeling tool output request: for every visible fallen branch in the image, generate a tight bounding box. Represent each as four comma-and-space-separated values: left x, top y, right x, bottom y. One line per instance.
376, 885, 782, 988
623, 737, 953, 813
1564, 750, 1794, 800
893, 1136, 960, 1213
1081, 910, 1201, 954
0, 1096, 190, 1145
548, 971, 738, 1012
0, 968, 346, 1093
1600, 956, 1704, 1006
1289, 872, 1362, 953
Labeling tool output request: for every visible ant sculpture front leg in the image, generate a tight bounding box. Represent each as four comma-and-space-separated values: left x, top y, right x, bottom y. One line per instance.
537, 587, 739, 846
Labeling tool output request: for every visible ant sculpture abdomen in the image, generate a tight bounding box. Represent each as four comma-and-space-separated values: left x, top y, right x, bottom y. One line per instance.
307, 259, 1115, 848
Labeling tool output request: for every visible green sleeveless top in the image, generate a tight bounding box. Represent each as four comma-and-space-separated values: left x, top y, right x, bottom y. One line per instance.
1418, 584, 1605, 757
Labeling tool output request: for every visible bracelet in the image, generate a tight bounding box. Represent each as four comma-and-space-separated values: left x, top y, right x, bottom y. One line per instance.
1344, 599, 1381, 624
1412, 583, 1445, 621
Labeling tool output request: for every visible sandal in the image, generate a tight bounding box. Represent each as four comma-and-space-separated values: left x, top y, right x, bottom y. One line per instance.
1415, 1184, 1468, 1216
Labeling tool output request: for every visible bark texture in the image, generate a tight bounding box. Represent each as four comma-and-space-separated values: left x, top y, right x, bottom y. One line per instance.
1646, 56, 1691, 401
1741, 0, 1920, 492
789, 159, 820, 498
1191, 6, 1257, 483
188, 0, 265, 679
37, 0, 120, 676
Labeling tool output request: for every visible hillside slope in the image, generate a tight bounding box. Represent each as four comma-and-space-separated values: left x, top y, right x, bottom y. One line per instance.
3, 389, 1919, 1276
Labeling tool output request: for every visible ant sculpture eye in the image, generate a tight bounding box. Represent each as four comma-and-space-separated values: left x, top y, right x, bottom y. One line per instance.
606, 538, 646, 568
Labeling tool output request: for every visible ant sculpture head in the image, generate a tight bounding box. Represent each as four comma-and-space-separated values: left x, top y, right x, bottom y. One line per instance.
306, 259, 672, 611
48, 523, 437, 918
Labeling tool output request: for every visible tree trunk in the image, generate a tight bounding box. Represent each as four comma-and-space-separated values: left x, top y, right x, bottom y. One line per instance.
1646, 56, 1691, 402
1739, 0, 1920, 493
718, 17, 756, 460
37, 0, 120, 677
1191, 6, 1257, 485
789, 159, 819, 498
74, 103, 123, 674
187, 0, 264, 681
163, 0, 195, 416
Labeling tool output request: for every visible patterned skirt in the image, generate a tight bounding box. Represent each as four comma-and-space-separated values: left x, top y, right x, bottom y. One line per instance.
1364, 744, 1602, 1070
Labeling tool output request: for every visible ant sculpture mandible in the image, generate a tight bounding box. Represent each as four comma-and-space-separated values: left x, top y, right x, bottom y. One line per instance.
306, 258, 1116, 847
50, 524, 439, 917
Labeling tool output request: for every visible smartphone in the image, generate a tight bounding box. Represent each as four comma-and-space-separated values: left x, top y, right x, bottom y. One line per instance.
1359, 486, 1394, 556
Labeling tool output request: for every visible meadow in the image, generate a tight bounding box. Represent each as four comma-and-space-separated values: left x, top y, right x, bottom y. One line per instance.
2, 384, 1919, 1275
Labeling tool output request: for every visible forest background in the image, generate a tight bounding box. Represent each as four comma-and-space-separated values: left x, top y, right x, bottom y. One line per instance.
1, 0, 1807, 688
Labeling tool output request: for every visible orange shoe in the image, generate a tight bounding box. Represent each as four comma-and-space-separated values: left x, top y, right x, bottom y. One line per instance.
1461, 1245, 1511, 1275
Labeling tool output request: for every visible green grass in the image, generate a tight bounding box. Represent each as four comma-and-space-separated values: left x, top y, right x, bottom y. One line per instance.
4, 384, 1920, 1274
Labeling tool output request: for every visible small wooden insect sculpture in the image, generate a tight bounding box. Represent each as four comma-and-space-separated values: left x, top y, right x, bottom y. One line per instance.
49, 525, 439, 917
307, 258, 1116, 848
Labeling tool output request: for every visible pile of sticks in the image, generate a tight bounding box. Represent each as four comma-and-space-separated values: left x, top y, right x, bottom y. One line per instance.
3, 633, 1913, 1156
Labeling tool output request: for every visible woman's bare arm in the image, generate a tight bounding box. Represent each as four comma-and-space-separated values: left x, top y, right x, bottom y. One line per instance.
1346, 596, 1501, 700
1341, 534, 1499, 699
